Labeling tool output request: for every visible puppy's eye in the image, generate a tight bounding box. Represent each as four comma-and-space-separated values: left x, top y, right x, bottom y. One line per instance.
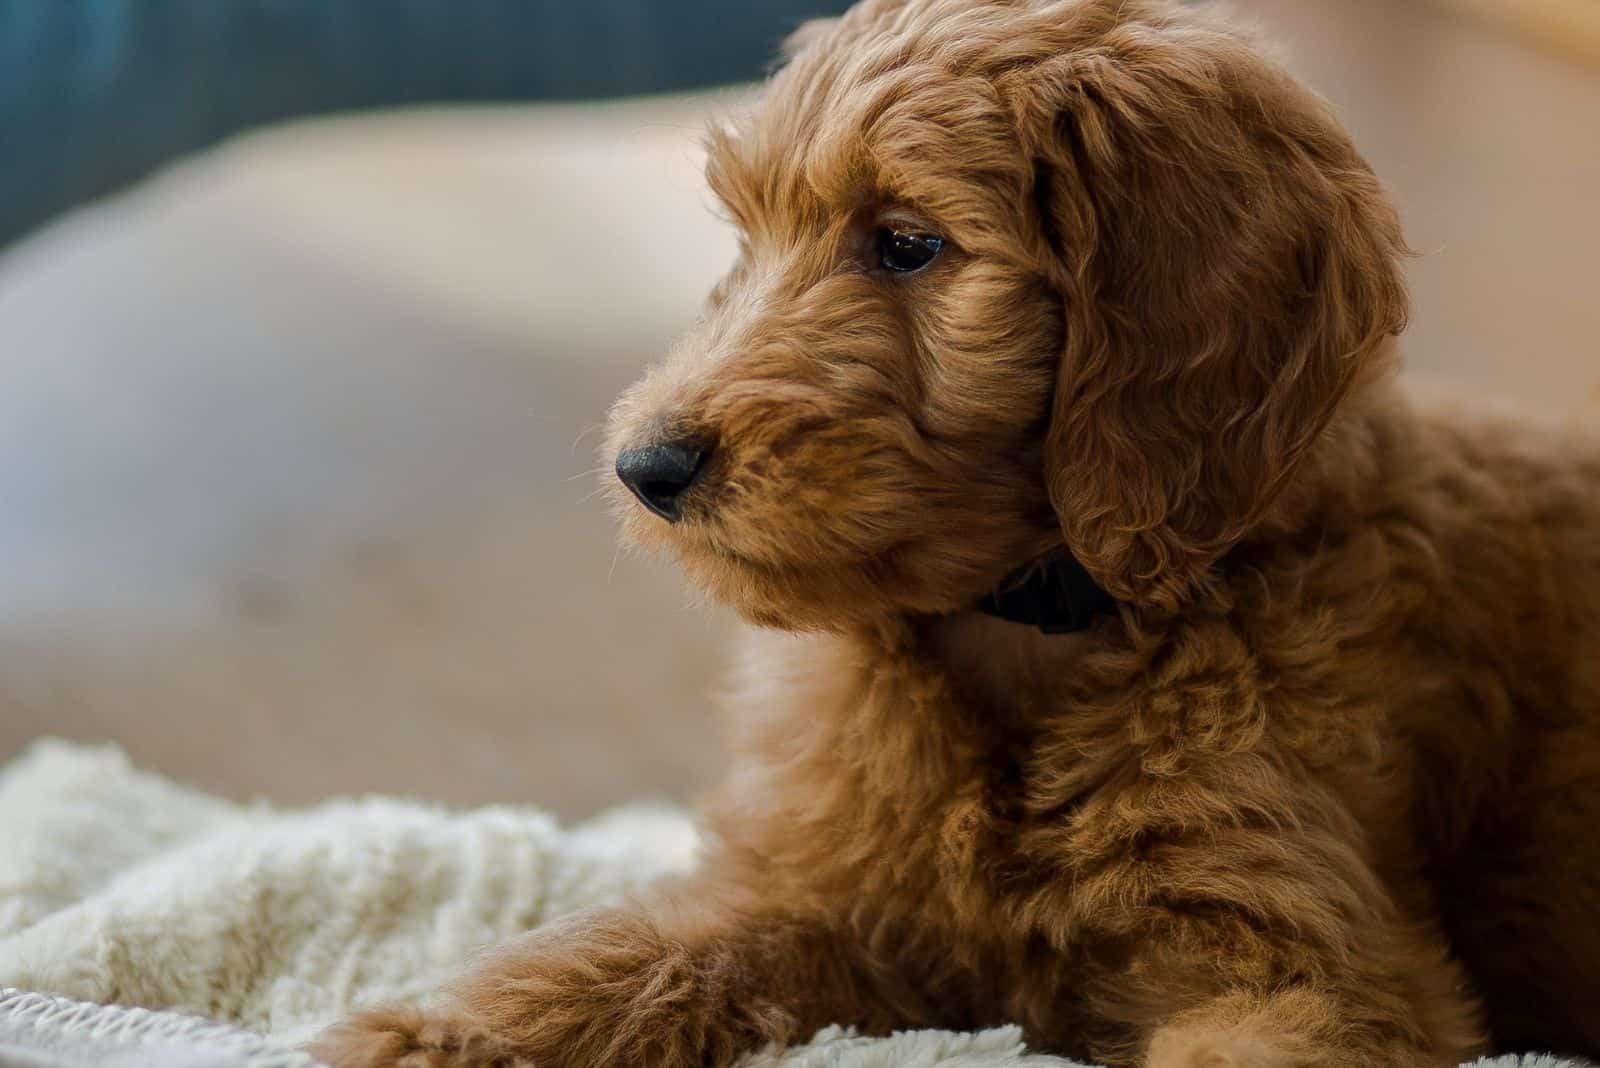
877, 228, 945, 273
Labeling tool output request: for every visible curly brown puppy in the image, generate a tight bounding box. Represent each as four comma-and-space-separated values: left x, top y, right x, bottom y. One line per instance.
314, 1, 1600, 1065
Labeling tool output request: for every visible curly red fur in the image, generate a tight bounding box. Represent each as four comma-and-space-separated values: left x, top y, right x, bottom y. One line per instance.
313, 1, 1600, 1065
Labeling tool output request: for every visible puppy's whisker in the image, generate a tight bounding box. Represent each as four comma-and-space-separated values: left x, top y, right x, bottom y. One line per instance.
564, 466, 613, 485
570, 423, 607, 455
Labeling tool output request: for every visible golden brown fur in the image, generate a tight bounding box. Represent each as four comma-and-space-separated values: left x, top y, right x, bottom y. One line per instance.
313, 1, 1600, 1064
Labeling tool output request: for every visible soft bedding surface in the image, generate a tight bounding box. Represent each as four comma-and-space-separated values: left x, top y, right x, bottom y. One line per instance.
0, 741, 1580, 1067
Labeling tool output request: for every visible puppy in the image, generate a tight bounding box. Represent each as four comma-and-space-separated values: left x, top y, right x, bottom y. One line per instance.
314, 0, 1600, 1064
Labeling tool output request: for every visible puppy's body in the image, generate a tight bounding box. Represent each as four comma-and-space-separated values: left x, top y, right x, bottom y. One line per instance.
702, 390, 1600, 1065
315, 1, 1600, 1065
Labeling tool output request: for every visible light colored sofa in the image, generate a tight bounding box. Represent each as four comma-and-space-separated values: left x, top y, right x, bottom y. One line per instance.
0, 93, 746, 820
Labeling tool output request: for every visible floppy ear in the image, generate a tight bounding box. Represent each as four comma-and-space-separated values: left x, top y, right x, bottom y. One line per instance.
1003, 27, 1409, 611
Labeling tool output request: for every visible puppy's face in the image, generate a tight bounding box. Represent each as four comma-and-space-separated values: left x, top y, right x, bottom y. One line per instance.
607, 0, 1408, 630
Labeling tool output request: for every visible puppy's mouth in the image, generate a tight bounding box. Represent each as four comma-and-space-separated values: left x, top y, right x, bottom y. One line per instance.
609, 453, 906, 621
621, 491, 870, 576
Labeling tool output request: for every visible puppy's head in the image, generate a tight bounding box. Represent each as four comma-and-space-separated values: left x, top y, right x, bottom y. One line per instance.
607, 0, 1407, 629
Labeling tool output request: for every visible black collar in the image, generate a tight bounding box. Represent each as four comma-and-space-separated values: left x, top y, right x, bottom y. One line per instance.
975, 548, 1119, 634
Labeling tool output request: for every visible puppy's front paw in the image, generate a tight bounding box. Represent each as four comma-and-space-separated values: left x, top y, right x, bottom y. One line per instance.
309, 1007, 532, 1068
1146, 1026, 1290, 1068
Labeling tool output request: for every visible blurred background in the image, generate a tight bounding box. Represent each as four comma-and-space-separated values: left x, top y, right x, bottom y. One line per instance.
0, 0, 1595, 821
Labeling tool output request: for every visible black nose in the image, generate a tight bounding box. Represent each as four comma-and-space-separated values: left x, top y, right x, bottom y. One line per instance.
615, 442, 706, 521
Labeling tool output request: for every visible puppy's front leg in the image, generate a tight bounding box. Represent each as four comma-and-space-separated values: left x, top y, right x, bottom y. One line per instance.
1069, 802, 1484, 1068
1142, 982, 1468, 1068
311, 876, 926, 1068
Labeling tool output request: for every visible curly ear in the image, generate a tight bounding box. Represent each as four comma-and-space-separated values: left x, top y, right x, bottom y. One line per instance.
1002, 16, 1409, 611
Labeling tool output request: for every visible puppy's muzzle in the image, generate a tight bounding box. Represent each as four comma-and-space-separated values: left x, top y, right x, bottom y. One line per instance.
615, 440, 708, 522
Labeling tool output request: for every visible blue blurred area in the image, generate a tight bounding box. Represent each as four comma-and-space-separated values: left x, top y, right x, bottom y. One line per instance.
0, 0, 850, 248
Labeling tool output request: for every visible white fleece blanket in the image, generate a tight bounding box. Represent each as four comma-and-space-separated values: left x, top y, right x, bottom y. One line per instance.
0, 741, 1578, 1067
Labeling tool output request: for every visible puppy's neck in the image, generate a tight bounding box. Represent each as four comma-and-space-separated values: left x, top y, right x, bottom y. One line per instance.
917, 610, 1100, 727
912, 390, 1411, 724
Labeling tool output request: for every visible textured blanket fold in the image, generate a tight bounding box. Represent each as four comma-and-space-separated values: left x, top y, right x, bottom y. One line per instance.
0, 988, 317, 1068
0, 741, 1580, 1067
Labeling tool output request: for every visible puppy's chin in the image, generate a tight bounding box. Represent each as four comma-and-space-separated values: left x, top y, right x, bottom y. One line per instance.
615, 508, 887, 631
676, 549, 890, 632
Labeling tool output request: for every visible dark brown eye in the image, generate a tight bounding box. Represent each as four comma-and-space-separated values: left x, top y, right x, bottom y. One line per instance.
877, 228, 945, 273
